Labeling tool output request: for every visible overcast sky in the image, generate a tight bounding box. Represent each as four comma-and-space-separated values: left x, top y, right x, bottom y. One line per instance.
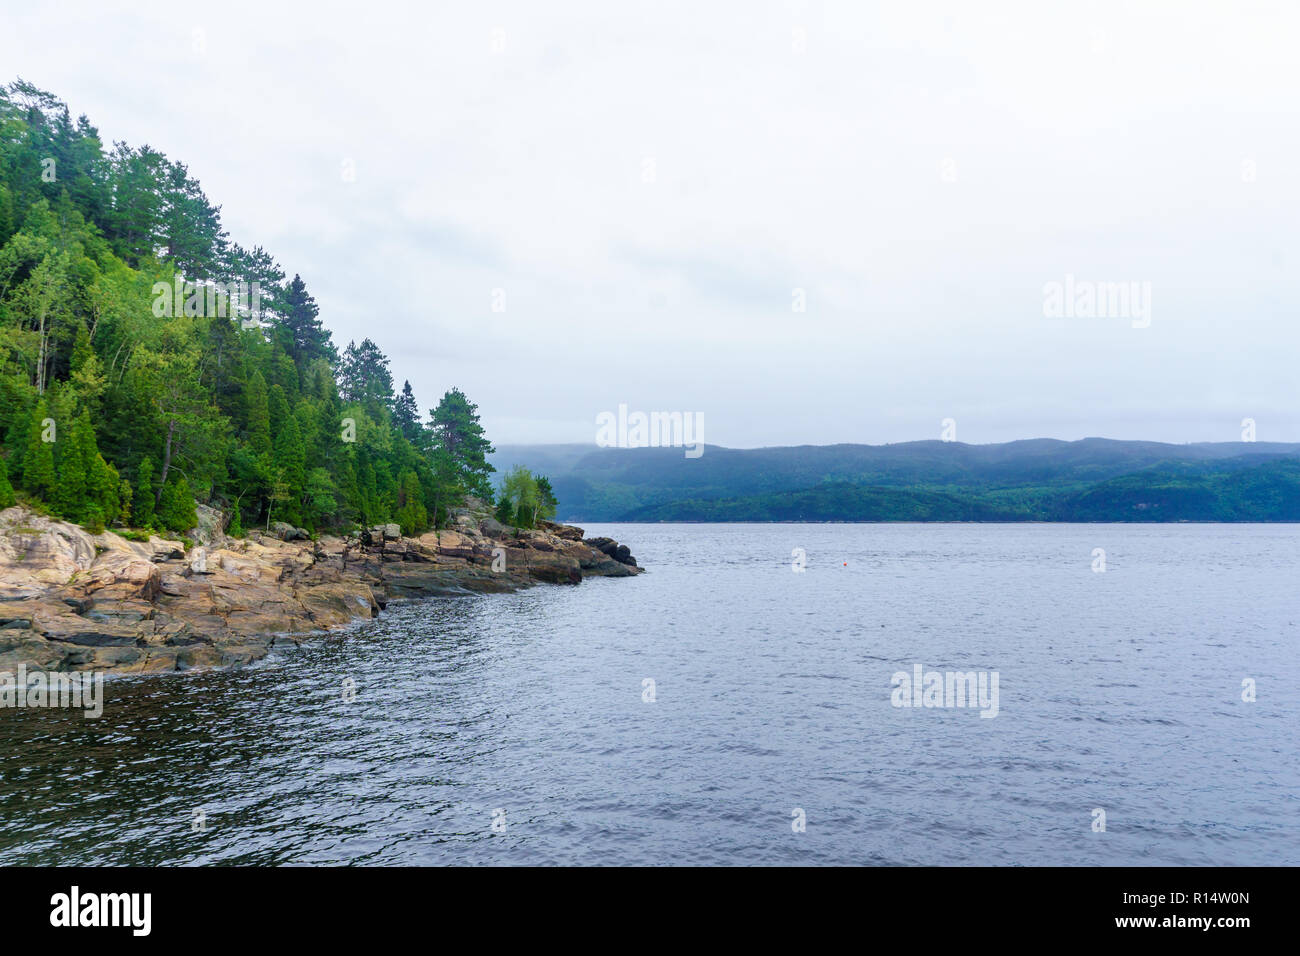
4, 1, 1297, 447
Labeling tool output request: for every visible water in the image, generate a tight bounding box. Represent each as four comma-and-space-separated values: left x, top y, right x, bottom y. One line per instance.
1, 523, 1296, 866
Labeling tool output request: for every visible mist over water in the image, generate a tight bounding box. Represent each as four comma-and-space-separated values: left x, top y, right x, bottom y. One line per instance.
1, 523, 1296, 866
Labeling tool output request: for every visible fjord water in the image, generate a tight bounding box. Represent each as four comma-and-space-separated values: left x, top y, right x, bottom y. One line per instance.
0, 523, 1296, 866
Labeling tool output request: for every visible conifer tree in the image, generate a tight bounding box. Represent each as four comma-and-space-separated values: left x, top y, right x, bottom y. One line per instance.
56, 411, 103, 521
395, 469, 427, 535
245, 370, 272, 456
134, 456, 156, 528
428, 388, 495, 500
0, 453, 15, 508
394, 380, 422, 446
22, 400, 56, 501
157, 475, 197, 533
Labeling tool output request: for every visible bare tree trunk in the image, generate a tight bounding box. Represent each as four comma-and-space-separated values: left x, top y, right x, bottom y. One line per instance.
35, 304, 48, 394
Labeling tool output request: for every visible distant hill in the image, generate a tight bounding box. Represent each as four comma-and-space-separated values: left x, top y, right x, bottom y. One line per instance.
489, 439, 1300, 522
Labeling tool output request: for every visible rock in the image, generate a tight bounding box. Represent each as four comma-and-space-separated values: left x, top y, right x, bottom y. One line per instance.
478, 516, 508, 538
142, 536, 186, 560
0, 505, 641, 674
523, 551, 582, 585
270, 522, 309, 541
539, 520, 584, 541
432, 530, 477, 560
585, 536, 639, 567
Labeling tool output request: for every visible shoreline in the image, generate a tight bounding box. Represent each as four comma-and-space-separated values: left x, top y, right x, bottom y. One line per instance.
0, 502, 641, 676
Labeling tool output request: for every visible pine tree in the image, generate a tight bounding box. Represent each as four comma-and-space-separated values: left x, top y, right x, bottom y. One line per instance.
22, 400, 56, 501
134, 456, 156, 528
54, 412, 93, 521
338, 338, 394, 419
273, 411, 306, 524
245, 370, 271, 455
0, 453, 15, 508
428, 388, 496, 500
87, 446, 121, 527
117, 476, 133, 527
494, 496, 515, 527
157, 475, 197, 533
393, 380, 422, 445
395, 469, 427, 535
280, 274, 336, 370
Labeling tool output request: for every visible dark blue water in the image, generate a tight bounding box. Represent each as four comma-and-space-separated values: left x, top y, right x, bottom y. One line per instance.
1, 523, 1296, 865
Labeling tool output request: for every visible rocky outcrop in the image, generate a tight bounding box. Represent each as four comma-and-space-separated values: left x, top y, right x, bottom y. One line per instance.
0, 503, 641, 675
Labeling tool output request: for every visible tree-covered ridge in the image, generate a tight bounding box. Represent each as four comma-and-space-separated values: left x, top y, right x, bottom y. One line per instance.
603, 459, 1300, 522
0, 79, 516, 536
490, 439, 1300, 522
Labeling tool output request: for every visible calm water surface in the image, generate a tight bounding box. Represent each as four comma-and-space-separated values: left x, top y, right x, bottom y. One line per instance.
0, 523, 1296, 865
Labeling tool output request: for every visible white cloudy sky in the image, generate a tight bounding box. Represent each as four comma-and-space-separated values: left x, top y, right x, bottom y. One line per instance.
3, 0, 1297, 446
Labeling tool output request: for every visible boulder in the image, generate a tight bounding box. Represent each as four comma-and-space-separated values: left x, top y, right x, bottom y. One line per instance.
585, 536, 639, 567
478, 516, 508, 538
188, 504, 228, 548
270, 522, 310, 541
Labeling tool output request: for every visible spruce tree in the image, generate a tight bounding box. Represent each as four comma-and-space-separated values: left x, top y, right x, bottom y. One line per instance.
280, 274, 336, 370
22, 400, 56, 501
273, 411, 306, 524
428, 388, 496, 500
157, 475, 197, 533
393, 381, 422, 445
245, 370, 272, 456
54, 413, 93, 521
395, 469, 427, 535
117, 476, 133, 527
134, 456, 156, 528
0, 453, 15, 508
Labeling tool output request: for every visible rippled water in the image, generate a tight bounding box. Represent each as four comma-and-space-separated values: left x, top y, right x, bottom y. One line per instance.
0, 523, 1296, 865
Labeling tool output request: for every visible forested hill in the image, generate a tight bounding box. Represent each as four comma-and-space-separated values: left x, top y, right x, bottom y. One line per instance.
490, 439, 1300, 522
0, 79, 547, 537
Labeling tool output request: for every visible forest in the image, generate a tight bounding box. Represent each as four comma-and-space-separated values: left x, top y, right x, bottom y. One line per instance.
0, 79, 551, 537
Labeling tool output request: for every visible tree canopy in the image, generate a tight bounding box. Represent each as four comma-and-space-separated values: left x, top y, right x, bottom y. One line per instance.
0, 79, 552, 537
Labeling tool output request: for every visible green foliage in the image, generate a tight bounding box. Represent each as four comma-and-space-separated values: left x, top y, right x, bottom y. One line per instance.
429, 387, 495, 500
395, 469, 427, 536
494, 497, 515, 527
0, 80, 496, 536
0, 450, 14, 507
496, 439, 1300, 523
20, 399, 55, 498
612, 460, 1300, 522
535, 474, 557, 524
157, 475, 197, 533
497, 465, 558, 529
133, 456, 155, 528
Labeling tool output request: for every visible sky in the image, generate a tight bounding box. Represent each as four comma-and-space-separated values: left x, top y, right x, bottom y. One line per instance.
2, 0, 1297, 448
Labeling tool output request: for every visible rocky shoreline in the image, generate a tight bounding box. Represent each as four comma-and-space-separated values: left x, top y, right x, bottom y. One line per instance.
0, 500, 641, 675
